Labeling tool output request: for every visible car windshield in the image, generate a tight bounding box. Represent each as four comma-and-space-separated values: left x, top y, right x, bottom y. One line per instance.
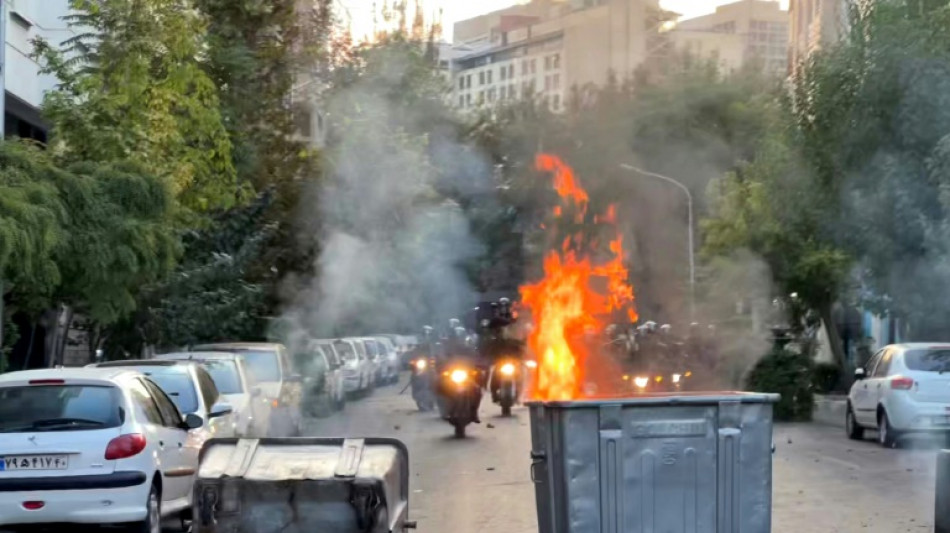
904, 349, 950, 373
334, 341, 357, 362
232, 350, 282, 383
363, 341, 378, 357
201, 360, 243, 394
0, 385, 123, 433
293, 348, 327, 373
132, 367, 199, 414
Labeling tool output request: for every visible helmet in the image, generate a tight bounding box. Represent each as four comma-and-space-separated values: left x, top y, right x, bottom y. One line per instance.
644, 321, 658, 333
454, 326, 467, 338
448, 318, 461, 330
660, 324, 672, 335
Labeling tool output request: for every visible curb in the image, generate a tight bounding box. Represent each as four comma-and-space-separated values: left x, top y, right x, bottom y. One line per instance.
812, 395, 847, 428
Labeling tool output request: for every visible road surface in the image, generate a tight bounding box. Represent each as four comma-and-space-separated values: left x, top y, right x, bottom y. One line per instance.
306, 377, 938, 533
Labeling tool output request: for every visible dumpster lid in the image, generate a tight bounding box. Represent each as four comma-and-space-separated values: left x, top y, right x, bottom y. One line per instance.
526, 391, 780, 408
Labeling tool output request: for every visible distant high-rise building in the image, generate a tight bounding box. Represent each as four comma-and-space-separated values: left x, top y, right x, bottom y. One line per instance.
448, 0, 671, 112
788, 0, 850, 70
668, 0, 790, 77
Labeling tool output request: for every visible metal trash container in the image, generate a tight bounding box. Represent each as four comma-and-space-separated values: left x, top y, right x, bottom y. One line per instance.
528, 392, 780, 533
193, 437, 411, 533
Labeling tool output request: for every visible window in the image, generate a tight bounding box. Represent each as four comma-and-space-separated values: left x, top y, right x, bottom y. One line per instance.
196, 367, 220, 411
142, 378, 183, 428
129, 380, 164, 426
545, 56, 552, 70
553, 74, 561, 89
509, 64, 515, 78
553, 94, 561, 111
478, 91, 485, 103
0, 385, 123, 433
522, 60, 528, 75
544, 76, 551, 91
865, 349, 884, 374
459, 95, 465, 107
509, 84, 516, 99
139, 367, 199, 414
235, 350, 281, 383
904, 349, 950, 373
488, 88, 496, 102
487, 70, 493, 84
459, 76, 465, 90
530, 59, 537, 74
553, 54, 561, 69
466, 94, 472, 106
500, 66, 507, 81
479, 71, 485, 85
202, 360, 242, 394
873, 350, 894, 377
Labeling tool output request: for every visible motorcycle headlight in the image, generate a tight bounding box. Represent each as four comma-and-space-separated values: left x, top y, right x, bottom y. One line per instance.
633, 376, 649, 389
415, 359, 427, 371
525, 360, 538, 369
500, 363, 516, 376
450, 369, 468, 384
672, 373, 682, 383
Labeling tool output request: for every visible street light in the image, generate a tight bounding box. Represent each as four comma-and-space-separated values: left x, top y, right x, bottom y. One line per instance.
619, 163, 695, 320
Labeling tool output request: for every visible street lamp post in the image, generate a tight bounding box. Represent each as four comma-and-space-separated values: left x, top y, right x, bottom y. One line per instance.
619, 163, 695, 321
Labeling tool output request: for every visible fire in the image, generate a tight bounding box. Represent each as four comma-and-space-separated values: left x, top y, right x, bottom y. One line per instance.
521, 154, 637, 401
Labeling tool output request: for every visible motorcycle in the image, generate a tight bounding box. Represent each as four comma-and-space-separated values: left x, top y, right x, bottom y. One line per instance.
409, 356, 436, 411
489, 358, 524, 416
435, 362, 482, 438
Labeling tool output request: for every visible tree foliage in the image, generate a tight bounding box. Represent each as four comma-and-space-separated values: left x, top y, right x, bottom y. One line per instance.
33, 0, 238, 214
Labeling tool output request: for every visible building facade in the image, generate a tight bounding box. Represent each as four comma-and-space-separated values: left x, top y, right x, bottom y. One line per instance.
668, 0, 789, 77
788, 0, 849, 69
3, 0, 76, 141
449, 0, 669, 112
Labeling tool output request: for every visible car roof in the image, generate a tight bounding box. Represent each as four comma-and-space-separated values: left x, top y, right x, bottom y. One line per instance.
0, 367, 139, 385
94, 359, 193, 368
891, 343, 950, 351
192, 342, 283, 351
155, 351, 240, 361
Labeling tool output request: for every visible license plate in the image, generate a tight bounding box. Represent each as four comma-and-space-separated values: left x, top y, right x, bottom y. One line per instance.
0, 455, 69, 471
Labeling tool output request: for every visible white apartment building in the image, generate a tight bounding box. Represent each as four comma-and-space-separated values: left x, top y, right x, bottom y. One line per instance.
450, 0, 667, 112
2, 0, 76, 140
789, 0, 849, 69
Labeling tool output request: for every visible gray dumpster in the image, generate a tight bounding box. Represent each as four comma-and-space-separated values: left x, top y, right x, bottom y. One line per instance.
192, 437, 411, 533
528, 392, 780, 533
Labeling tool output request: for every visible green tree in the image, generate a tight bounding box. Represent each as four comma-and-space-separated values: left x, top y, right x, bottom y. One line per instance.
33, 0, 238, 214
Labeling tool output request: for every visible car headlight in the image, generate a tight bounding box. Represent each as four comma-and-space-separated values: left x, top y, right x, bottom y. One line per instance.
450, 369, 468, 384
672, 373, 682, 383
415, 359, 427, 371
525, 360, 538, 369
500, 363, 516, 376
634, 376, 649, 389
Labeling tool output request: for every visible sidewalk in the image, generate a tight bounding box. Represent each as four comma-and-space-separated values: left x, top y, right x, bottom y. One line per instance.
812, 393, 847, 428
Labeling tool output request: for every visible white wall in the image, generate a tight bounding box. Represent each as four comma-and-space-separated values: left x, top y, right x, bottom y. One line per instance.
5, 0, 75, 108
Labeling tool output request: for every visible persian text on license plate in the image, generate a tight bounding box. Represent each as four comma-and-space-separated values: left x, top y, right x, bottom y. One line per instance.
0, 455, 69, 471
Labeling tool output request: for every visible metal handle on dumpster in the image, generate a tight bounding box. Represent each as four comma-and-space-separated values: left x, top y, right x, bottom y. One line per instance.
530, 450, 546, 483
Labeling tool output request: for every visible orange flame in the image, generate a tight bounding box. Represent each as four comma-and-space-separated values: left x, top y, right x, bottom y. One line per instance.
520, 154, 637, 401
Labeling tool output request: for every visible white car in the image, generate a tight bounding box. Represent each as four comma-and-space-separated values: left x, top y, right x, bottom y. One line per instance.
0, 368, 205, 532
847, 343, 950, 447
191, 343, 303, 437
373, 336, 402, 385
152, 352, 262, 437
335, 338, 374, 394
313, 340, 347, 410
91, 360, 237, 440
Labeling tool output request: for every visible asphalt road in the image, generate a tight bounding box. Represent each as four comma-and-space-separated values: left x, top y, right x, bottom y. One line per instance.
3, 375, 939, 532
305, 376, 940, 533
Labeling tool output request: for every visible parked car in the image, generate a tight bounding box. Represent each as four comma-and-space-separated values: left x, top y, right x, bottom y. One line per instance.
293, 340, 345, 415
90, 360, 237, 439
0, 368, 204, 532
373, 336, 401, 385
359, 337, 389, 386
314, 340, 347, 410
335, 338, 373, 395
152, 352, 262, 437
847, 343, 950, 447
191, 342, 303, 437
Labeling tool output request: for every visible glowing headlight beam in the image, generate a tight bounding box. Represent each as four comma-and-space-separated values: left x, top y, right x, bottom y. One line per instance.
500, 363, 516, 376
450, 369, 468, 384
633, 376, 649, 389
414, 359, 427, 371
672, 373, 682, 383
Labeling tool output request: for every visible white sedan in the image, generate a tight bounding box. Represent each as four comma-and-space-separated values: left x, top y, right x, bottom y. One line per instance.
847, 343, 950, 447
0, 368, 204, 532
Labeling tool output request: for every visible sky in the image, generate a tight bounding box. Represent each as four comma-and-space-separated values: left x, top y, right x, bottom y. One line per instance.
338, 0, 791, 41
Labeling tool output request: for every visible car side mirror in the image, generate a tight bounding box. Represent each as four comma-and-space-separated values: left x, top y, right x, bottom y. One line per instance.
182, 413, 204, 430
209, 402, 233, 419
854, 367, 866, 380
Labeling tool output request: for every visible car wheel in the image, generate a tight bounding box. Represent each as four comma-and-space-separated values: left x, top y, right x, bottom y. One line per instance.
878, 410, 898, 448
126, 482, 161, 533
846, 404, 864, 441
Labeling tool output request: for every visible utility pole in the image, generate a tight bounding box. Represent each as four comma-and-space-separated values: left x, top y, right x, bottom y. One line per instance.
620, 163, 696, 321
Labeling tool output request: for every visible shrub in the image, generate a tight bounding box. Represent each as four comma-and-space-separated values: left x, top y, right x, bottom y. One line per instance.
812, 362, 841, 394
746, 347, 814, 421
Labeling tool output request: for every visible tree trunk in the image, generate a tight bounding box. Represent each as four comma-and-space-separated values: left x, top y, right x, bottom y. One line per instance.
818, 301, 848, 373
40, 308, 61, 368
56, 307, 74, 366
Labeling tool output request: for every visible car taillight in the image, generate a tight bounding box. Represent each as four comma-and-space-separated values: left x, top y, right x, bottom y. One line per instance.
105, 434, 147, 460
891, 376, 915, 390
22, 501, 45, 510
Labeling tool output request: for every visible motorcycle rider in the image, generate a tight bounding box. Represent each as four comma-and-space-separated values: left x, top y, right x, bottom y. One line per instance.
436, 322, 484, 423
